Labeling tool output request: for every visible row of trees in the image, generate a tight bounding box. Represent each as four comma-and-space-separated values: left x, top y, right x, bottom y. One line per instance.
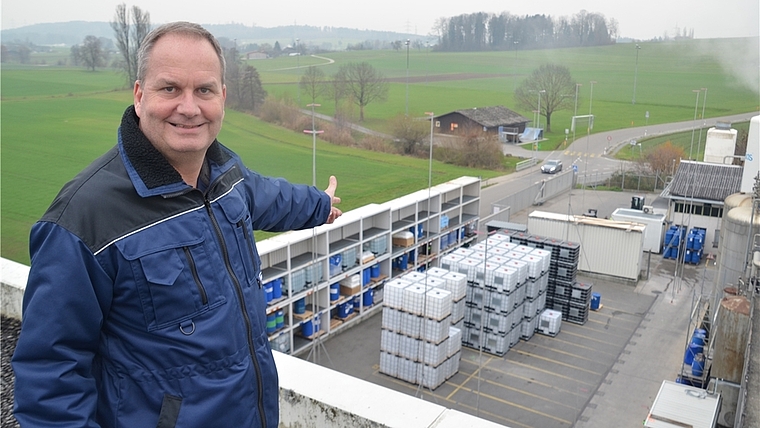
434, 10, 617, 51
299, 63, 389, 121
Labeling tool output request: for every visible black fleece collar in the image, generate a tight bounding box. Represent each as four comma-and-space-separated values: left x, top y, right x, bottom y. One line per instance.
119, 106, 231, 190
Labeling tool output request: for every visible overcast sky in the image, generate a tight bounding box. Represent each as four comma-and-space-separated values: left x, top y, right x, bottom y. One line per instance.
3, 0, 758, 40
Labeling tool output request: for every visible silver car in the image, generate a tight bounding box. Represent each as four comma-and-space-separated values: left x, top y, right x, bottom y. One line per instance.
541, 159, 563, 174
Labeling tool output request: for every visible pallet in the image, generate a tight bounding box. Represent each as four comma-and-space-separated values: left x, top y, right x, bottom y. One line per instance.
292, 310, 314, 321
591, 304, 604, 312
298, 329, 325, 341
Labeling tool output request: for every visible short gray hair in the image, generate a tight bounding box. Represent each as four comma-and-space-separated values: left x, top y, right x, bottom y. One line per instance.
136, 22, 226, 84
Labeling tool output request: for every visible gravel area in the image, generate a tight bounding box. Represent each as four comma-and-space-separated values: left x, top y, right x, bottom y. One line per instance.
1, 316, 20, 428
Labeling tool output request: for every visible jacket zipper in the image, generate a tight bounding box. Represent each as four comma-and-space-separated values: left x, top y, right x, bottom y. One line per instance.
182, 247, 209, 305
238, 219, 262, 289
204, 199, 267, 428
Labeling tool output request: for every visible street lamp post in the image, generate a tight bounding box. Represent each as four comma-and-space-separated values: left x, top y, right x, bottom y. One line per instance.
513, 40, 519, 91
697, 87, 708, 156
689, 89, 701, 159
537, 89, 546, 130
632, 44, 641, 104
573, 83, 582, 142
296, 38, 301, 106
304, 103, 323, 186
405, 39, 410, 116
589, 80, 597, 116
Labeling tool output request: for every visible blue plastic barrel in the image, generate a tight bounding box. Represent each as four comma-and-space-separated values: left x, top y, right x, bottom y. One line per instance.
294, 297, 306, 314
684, 343, 703, 365
691, 353, 705, 377
275, 309, 284, 329
363, 289, 374, 307
301, 320, 314, 337
264, 282, 274, 302
362, 268, 371, 286
330, 283, 340, 302
338, 302, 352, 319
370, 263, 380, 278
272, 279, 282, 300
266, 313, 277, 334
590, 292, 601, 311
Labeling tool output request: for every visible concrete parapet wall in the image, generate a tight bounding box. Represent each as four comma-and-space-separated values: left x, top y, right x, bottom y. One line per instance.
1, 257, 507, 428
1, 258, 28, 320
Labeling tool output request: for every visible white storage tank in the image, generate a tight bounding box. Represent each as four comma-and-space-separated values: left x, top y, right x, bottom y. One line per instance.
610, 208, 667, 253
703, 123, 738, 164
716, 204, 760, 290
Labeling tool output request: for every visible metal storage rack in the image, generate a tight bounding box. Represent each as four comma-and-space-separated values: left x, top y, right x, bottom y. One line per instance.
265, 176, 481, 356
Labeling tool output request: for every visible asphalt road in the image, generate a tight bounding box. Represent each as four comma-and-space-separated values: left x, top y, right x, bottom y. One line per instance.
481, 112, 759, 219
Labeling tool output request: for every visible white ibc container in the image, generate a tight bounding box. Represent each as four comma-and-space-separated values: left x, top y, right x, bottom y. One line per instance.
525, 278, 540, 299
442, 272, 467, 301
513, 244, 534, 254
422, 338, 449, 366
470, 243, 487, 252
454, 257, 481, 282
426, 267, 450, 278
451, 298, 466, 323
515, 282, 527, 303
521, 314, 538, 339
400, 311, 422, 337
498, 241, 517, 251
424, 288, 453, 320
521, 254, 542, 279
381, 329, 400, 353
480, 261, 501, 287
385, 278, 412, 309
486, 310, 511, 334
421, 276, 446, 291
523, 297, 542, 318
402, 271, 427, 284
448, 327, 462, 356
504, 259, 528, 284
508, 325, 522, 347
403, 284, 429, 315
530, 248, 552, 272
492, 266, 518, 293
452, 247, 474, 258
382, 307, 401, 331
490, 233, 511, 243
380, 351, 398, 377
423, 317, 451, 343
398, 357, 417, 382
468, 251, 487, 261
539, 309, 562, 336
487, 255, 509, 266
446, 352, 461, 378
485, 289, 515, 313
439, 253, 463, 272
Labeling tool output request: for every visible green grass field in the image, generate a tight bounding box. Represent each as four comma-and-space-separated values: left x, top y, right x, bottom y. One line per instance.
2, 37, 758, 264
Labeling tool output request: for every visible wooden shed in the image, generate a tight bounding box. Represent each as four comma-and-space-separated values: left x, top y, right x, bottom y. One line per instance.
434, 106, 530, 141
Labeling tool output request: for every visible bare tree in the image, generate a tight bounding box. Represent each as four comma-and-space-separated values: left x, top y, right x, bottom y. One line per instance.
299, 66, 326, 106
645, 141, 684, 176
389, 114, 429, 155
514, 63, 575, 133
327, 67, 349, 113
77, 36, 108, 71
111, 4, 151, 87
341, 62, 389, 122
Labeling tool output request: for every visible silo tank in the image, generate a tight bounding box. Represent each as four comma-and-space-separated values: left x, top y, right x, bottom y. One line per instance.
711, 295, 751, 383
716, 205, 760, 290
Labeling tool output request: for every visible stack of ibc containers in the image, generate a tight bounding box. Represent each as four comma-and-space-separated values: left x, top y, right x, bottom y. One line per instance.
379, 271, 461, 389
425, 267, 467, 330
456, 234, 552, 356
539, 238, 590, 325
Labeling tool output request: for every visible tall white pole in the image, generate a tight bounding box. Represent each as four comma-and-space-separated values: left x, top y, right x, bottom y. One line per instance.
632, 44, 641, 105
405, 39, 410, 116
689, 89, 700, 160
697, 88, 708, 157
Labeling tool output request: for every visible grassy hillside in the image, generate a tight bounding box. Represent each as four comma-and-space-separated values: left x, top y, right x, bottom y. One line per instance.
2, 38, 758, 264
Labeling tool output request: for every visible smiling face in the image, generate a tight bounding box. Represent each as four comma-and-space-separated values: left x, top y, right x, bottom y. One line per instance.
133, 32, 226, 175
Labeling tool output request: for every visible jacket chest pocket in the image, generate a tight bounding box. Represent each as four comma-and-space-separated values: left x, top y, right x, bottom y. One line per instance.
120, 233, 227, 332
217, 191, 261, 289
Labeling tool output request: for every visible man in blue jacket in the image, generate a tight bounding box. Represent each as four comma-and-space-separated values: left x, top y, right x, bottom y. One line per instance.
12, 22, 341, 427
